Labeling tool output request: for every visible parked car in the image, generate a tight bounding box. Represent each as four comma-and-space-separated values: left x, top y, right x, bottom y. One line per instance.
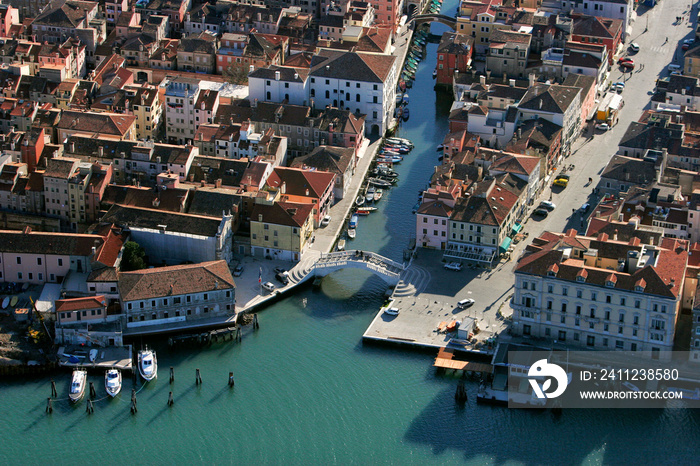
620, 61, 635, 70
457, 298, 475, 309
532, 208, 549, 218
683, 39, 695, 50
274, 267, 287, 275
233, 265, 244, 277
612, 81, 625, 89
320, 215, 331, 227
444, 262, 463, 271
275, 272, 289, 285
262, 282, 275, 292
595, 123, 610, 131
580, 203, 590, 213
629, 43, 640, 52
618, 57, 634, 65
539, 200, 556, 211
384, 307, 400, 316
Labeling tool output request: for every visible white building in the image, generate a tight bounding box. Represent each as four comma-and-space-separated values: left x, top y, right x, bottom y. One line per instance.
512, 229, 688, 359
248, 66, 309, 106
164, 77, 202, 145
308, 50, 397, 136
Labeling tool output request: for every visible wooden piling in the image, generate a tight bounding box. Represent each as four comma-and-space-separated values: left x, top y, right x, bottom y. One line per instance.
50, 379, 57, 398
455, 380, 468, 404
130, 389, 138, 414
46, 397, 52, 414
228, 371, 235, 387
195, 368, 202, 385
86, 399, 94, 414
170, 366, 174, 384
89, 381, 96, 399
253, 313, 259, 330
167, 391, 174, 406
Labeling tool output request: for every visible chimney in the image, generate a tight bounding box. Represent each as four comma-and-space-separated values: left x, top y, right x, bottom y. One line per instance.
249, 65, 254, 73
281, 182, 286, 194
613, 229, 618, 241
509, 79, 515, 87
170, 284, 174, 294
479, 75, 485, 86
529, 73, 535, 87
215, 178, 222, 188
70, 142, 75, 153
275, 70, 280, 81
98, 146, 104, 157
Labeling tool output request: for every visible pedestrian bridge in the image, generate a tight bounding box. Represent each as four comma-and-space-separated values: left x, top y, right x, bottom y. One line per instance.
290, 250, 405, 286
411, 14, 457, 29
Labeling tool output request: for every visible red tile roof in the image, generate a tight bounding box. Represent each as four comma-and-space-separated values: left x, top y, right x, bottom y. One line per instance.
55, 295, 107, 313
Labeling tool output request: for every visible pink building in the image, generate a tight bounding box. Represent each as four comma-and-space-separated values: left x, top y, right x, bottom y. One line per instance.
0, 228, 125, 285
416, 200, 453, 249
56, 296, 108, 325
370, 0, 401, 31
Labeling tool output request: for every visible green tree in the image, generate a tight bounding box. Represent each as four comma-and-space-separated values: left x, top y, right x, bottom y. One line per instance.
223, 64, 249, 85
121, 241, 147, 271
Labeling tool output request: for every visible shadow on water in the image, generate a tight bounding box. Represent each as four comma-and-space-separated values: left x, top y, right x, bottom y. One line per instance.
404, 384, 700, 464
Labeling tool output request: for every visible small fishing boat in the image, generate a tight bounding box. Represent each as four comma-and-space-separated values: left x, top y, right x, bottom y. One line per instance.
387, 137, 413, 146
368, 178, 392, 188
337, 239, 346, 251
436, 144, 444, 151
385, 145, 410, 153
377, 155, 403, 163
374, 189, 383, 202
21, 282, 29, 291
399, 79, 407, 92
402, 107, 410, 121
9, 296, 17, 307
349, 214, 359, 229
347, 228, 356, 239
396, 94, 403, 104
356, 195, 365, 206
366, 186, 376, 202
138, 348, 157, 381
378, 175, 398, 184
446, 320, 460, 332
69, 369, 87, 403
356, 207, 378, 215
405, 62, 417, 71
105, 369, 122, 398
405, 79, 413, 88
433, 69, 437, 79
1, 297, 8, 309
402, 94, 409, 104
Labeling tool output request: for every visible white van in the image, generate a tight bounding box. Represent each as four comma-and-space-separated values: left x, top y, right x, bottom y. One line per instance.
457, 298, 475, 309
668, 64, 682, 72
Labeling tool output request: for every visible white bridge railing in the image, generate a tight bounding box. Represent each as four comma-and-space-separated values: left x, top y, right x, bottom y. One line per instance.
313, 250, 405, 280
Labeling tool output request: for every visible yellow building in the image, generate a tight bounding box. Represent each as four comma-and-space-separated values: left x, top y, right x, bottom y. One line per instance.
456, 5, 511, 55
124, 85, 162, 140
684, 45, 700, 78
250, 201, 314, 262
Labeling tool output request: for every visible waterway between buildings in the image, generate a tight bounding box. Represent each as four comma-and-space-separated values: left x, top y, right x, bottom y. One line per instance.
2, 2, 700, 463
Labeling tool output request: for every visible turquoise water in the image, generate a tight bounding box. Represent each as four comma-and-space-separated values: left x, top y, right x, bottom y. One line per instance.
3, 4, 700, 464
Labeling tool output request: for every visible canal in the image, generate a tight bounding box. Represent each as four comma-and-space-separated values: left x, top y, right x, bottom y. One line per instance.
2, 3, 700, 464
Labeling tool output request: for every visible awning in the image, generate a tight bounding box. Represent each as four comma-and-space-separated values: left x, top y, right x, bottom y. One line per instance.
499, 237, 512, 253
511, 223, 523, 235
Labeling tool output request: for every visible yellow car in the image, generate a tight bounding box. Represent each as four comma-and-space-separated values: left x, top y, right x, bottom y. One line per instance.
553, 177, 569, 188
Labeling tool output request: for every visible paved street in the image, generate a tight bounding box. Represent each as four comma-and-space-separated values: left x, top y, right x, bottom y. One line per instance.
364, 4, 698, 348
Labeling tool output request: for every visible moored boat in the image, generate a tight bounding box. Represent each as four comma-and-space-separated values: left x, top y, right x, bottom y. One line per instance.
402, 107, 410, 121
368, 178, 392, 188
337, 239, 346, 251
366, 186, 375, 202
377, 155, 402, 163
374, 189, 383, 202
347, 228, 356, 239
399, 79, 407, 92
356, 195, 365, 206
138, 348, 158, 381
402, 94, 409, 104
69, 369, 87, 403
105, 369, 122, 398
356, 207, 378, 215
1, 297, 8, 309
10, 296, 17, 307
433, 69, 437, 79
387, 137, 413, 147
349, 214, 359, 228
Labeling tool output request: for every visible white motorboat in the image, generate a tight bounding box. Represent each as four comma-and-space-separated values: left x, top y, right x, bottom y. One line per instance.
374, 189, 383, 202
347, 228, 356, 239
69, 369, 87, 403
386, 137, 413, 147
138, 348, 158, 381
366, 186, 375, 202
356, 195, 365, 206
337, 239, 346, 251
105, 369, 122, 397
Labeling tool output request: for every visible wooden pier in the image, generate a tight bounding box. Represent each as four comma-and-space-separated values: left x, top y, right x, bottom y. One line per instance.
433, 348, 493, 374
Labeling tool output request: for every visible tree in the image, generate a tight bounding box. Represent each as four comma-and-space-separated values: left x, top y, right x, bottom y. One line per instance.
121, 241, 147, 271
223, 64, 249, 85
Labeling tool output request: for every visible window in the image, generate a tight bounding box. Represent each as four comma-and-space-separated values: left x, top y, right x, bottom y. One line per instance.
37, 257, 42, 265
619, 313, 625, 323
16, 257, 21, 265
604, 310, 610, 320
577, 290, 582, 298
574, 333, 580, 341
546, 312, 552, 321
547, 285, 553, 293
58, 259, 63, 266
620, 297, 626, 306
561, 303, 567, 313
587, 336, 595, 347
591, 292, 597, 302
576, 305, 581, 315
606, 295, 611, 303
560, 315, 566, 324
558, 331, 566, 341
562, 287, 568, 296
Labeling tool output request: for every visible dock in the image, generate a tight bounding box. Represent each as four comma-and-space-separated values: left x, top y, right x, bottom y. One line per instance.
57, 345, 133, 371
433, 348, 493, 373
